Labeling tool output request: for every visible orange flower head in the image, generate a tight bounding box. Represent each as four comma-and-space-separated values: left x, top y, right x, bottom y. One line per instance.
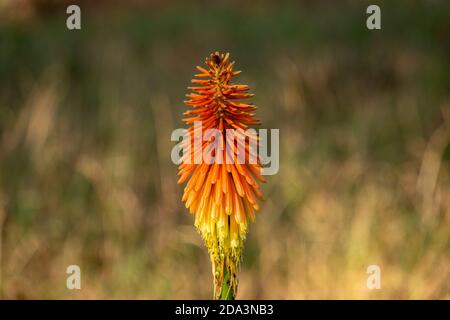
178, 52, 265, 299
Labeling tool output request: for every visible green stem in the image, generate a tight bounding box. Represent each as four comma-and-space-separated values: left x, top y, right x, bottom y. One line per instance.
220, 267, 235, 300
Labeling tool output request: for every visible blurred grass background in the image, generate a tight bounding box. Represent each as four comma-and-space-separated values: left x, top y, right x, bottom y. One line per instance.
0, 0, 449, 299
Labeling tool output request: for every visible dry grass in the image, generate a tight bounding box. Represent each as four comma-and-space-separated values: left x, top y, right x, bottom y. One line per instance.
0, 1, 449, 299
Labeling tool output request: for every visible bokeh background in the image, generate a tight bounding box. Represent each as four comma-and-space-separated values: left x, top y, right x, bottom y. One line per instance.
0, 0, 449, 299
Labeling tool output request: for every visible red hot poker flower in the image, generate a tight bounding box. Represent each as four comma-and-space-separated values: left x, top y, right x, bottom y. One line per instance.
178, 52, 265, 299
